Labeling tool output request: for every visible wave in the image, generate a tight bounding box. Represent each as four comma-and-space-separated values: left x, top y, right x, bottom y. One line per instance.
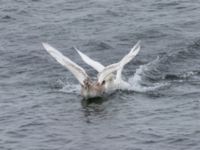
128, 58, 169, 93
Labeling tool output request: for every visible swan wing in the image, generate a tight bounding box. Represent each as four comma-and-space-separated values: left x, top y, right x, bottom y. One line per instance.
120, 40, 141, 66
42, 43, 88, 85
74, 47, 105, 72
116, 41, 141, 81
98, 63, 120, 84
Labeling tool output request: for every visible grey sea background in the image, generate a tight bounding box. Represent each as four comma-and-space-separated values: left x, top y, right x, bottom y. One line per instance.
0, 0, 200, 150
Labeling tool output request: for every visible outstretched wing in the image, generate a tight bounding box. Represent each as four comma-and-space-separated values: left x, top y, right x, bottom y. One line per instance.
119, 40, 141, 67
74, 47, 105, 72
42, 43, 88, 85
98, 63, 120, 84
116, 41, 141, 80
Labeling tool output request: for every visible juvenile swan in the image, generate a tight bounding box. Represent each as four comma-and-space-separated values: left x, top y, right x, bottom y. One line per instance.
42, 43, 121, 99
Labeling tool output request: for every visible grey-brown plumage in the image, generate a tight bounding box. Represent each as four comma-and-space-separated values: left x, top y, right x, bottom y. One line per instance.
81, 78, 105, 98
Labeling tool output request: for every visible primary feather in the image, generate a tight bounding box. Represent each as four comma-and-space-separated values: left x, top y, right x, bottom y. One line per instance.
42, 43, 88, 85
74, 47, 105, 72
116, 41, 141, 81
98, 63, 120, 84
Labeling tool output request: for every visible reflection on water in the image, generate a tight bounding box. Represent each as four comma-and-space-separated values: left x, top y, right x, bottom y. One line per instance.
81, 96, 107, 107
81, 97, 107, 124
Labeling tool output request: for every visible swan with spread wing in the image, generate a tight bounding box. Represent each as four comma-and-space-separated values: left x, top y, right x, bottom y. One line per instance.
42, 41, 140, 99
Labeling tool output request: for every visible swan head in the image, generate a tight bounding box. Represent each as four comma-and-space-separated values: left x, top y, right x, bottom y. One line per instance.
81, 79, 106, 98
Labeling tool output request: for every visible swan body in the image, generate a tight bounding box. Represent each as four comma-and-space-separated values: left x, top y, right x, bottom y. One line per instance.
42, 41, 141, 99
81, 78, 105, 98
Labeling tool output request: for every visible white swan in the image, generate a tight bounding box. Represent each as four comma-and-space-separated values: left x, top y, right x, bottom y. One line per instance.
42, 43, 122, 99
74, 41, 141, 91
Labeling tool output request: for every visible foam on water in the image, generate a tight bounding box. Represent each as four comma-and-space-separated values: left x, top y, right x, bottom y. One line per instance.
128, 64, 169, 92
58, 79, 80, 94
60, 83, 80, 94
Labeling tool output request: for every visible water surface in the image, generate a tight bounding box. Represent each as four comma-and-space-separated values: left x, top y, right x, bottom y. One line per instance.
0, 0, 200, 149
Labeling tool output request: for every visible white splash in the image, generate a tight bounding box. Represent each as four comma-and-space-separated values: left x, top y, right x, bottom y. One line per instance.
127, 65, 169, 92
57, 79, 80, 94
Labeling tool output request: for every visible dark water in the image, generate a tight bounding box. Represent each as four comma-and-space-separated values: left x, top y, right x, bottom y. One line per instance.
0, 0, 200, 149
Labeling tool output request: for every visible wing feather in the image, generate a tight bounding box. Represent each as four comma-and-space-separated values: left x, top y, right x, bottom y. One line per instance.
42, 43, 88, 85
98, 63, 120, 84
116, 41, 141, 80
72, 41, 141, 84
120, 40, 141, 67
74, 47, 105, 72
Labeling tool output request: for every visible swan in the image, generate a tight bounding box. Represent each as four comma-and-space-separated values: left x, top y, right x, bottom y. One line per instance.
42, 43, 122, 99
74, 41, 141, 92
